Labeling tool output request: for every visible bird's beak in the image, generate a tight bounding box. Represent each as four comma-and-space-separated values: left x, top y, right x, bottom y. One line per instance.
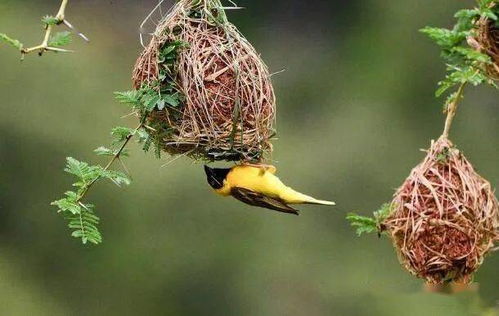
204, 165, 230, 190
204, 165, 214, 177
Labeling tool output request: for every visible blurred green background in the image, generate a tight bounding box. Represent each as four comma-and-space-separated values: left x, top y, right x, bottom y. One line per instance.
1, 0, 498, 315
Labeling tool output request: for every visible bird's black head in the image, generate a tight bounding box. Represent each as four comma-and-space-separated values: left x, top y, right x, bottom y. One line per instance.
204, 165, 231, 190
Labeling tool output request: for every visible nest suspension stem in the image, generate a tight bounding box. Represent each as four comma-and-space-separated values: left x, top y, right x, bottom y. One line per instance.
441, 82, 467, 139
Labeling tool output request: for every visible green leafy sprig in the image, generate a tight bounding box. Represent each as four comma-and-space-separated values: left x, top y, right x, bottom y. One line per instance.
116, 40, 187, 158
0, 0, 88, 59
51, 126, 139, 244
420, 0, 498, 112
346, 203, 392, 237
53, 40, 186, 245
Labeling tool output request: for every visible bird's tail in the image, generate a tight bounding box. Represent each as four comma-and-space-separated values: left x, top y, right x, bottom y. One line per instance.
280, 186, 335, 206
304, 198, 336, 206
286, 190, 335, 206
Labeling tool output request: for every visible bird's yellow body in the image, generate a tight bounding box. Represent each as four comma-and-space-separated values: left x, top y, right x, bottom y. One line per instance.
214, 165, 334, 206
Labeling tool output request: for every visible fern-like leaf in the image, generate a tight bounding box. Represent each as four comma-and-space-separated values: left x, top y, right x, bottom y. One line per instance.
347, 203, 392, 237
67, 203, 102, 245
114, 90, 142, 107
42, 15, 60, 26
346, 214, 377, 236
48, 31, 72, 47
64, 157, 101, 188
0, 33, 23, 50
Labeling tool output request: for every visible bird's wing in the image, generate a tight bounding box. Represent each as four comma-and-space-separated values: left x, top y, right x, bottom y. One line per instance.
231, 187, 299, 215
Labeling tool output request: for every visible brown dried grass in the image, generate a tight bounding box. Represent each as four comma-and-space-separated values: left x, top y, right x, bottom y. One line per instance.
384, 137, 499, 284
468, 3, 499, 80
132, 0, 276, 161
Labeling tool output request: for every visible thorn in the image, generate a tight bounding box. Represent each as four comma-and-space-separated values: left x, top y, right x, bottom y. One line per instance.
219, 6, 245, 10
46, 46, 74, 53
63, 20, 90, 42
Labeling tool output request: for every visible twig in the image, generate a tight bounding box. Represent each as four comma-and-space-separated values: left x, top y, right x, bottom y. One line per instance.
76, 123, 143, 203
139, 0, 168, 48
18, 0, 88, 58
441, 82, 467, 139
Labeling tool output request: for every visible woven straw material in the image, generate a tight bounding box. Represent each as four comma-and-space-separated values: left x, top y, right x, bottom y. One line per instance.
384, 137, 499, 284
132, 0, 276, 161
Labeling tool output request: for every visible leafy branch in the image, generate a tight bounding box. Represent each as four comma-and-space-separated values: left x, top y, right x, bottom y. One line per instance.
420, 0, 498, 131
346, 203, 392, 237
0, 0, 89, 59
52, 41, 186, 245
51, 125, 141, 245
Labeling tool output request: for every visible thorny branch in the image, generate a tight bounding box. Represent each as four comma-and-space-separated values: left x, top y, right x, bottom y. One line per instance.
1, 0, 89, 59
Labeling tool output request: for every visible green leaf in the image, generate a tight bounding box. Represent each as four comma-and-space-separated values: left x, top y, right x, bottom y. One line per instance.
346, 214, 377, 236
373, 203, 392, 222
482, 10, 498, 21
137, 128, 152, 152
158, 40, 188, 64
51, 191, 81, 215
454, 9, 480, 32
52, 192, 102, 244
347, 203, 392, 237
137, 128, 149, 142
111, 127, 135, 143
162, 94, 180, 107
48, 31, 72, 47
452, 47, 491, 64
114, 90, 142, 107
67, 203, 102, 245
143, 93, 161, 111
0, 33, 23, 50
454, 9, 480, 20
101, 170, 131, 187
420, 27, 465, 49
42, 15, 60, 26
64, 157, 102, 188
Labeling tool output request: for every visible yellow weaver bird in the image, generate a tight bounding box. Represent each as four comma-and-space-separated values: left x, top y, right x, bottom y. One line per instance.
204, 164, 335, 215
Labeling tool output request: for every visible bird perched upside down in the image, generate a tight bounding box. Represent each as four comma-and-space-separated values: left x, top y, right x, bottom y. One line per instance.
204, 164, 335, 215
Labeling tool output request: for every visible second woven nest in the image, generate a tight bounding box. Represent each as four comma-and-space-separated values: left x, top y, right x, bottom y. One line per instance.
468, 2, 499, 80
383, 137, 499, 284
132, 0, 276, 162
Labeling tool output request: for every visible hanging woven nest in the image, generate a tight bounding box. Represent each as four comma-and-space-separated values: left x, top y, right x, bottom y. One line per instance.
468, 2, 499, 80
383, 137, 499, 284
132, 0, 276, 162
